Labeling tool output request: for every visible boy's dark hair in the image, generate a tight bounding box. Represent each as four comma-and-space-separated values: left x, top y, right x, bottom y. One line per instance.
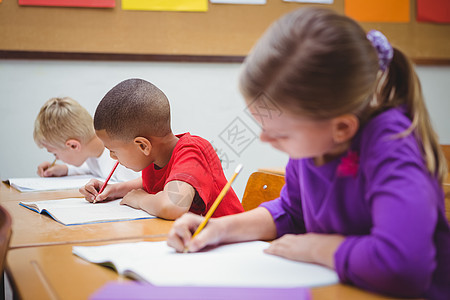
95, 78, 171, 140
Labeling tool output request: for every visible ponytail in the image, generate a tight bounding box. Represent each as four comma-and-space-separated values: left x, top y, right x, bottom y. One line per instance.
374, 48, 447, 183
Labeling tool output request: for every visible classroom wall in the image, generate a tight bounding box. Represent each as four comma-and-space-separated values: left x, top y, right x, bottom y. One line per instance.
0, 60, 449, 199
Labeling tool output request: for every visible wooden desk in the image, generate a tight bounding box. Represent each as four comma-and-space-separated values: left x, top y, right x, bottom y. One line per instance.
6, 240, 406, 300
1, 182, 416, 300
0, 182, 82, 202
6, 239, 157, 300
2, 199, 173, 249
0, 183, 173, 249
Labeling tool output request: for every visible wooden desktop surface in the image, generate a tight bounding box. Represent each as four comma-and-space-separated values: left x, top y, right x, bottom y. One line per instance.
0, 183, 173, 249
0, 182, 82, 202
2, 182, 416, 300
6, 240, 405, 300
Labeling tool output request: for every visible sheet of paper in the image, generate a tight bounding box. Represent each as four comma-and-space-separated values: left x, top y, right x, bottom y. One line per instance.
345, 0, 410, 23
122, 0, 208, 12
283, 0, 333, 4
6, 175, 98, 192
74, 241, 339, 287
210, 0, 266, 4
20, 198, 155, 226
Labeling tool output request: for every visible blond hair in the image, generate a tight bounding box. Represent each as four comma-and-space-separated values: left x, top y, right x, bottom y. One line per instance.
239, 7, 447, 183
33, 97, 95, 149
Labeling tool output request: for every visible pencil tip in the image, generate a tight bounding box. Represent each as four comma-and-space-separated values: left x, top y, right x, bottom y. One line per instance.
235, 164, 243, 174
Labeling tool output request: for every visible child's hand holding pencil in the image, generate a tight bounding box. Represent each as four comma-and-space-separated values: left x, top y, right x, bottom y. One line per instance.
37, 157, 68, 177
167, 164, 243, 253
79, 161, 119, 203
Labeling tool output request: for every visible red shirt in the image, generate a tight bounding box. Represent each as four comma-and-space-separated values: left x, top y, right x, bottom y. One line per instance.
142, 133, 244, 217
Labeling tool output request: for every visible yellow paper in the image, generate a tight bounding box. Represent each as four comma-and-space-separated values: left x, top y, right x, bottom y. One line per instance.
345, 0, 410, 23
122, 0, 208, 12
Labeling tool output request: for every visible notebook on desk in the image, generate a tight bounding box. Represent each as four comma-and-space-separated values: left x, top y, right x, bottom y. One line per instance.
73, 241, 339, 288
5, 175, 98, 192
20, 198, 155, 226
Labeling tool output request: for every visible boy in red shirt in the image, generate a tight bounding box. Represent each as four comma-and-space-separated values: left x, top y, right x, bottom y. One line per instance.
79, 78, 243, 220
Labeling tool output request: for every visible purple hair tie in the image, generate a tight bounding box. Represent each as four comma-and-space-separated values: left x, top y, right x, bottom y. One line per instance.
366, 30, 393, 71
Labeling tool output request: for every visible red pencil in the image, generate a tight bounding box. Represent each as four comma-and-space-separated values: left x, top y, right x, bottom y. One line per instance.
94, 161, 119, 203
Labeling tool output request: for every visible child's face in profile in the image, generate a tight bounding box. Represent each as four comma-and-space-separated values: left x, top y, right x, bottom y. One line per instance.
96, 129, 152, 172
41, 142, 86, 167
248, 104, 336, 159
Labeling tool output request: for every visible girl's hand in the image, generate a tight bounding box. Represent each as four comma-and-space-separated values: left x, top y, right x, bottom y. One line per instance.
167, 213, 225, 253
79, 179, 117, 203
37, 162, 68, 177
264, 233, 345, 269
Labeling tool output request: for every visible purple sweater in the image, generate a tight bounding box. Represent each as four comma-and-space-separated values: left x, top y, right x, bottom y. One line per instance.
261, 107, 450, 299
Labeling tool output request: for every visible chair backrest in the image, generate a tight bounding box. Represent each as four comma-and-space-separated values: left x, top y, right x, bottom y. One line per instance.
241, 171, 285, 211
440, 145, 450, 223
0, 205, 12, 273
443, 184, 450, 223
441, 145, 450, 170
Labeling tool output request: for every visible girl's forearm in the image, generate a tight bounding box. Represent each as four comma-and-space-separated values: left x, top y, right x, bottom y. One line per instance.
220, 207, 278, 243
310, 234, 345, 269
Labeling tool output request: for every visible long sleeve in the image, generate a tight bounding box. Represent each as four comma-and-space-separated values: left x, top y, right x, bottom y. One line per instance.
335, 139, 440, 297
67, 161, 91, 176
260, 159, 306, 237
284, 107, 450, 299
331, 108, 449, 298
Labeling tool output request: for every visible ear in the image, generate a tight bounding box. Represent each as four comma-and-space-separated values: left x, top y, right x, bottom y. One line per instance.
134, 137, 152, 156
65, 139, 82, 151
331, 114, 359, 144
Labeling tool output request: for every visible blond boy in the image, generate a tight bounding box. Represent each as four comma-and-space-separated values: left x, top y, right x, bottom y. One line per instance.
34, 97, 139, 182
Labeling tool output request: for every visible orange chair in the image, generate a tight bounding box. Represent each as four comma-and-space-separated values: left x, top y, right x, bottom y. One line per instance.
441, 145, 450, 170
442, 184, 450, 223
241, 171, 285, 211
440, 145, 450, 223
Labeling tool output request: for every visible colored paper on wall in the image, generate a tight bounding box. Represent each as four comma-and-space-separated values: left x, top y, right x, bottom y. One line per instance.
18, 0, 115, 7
210, 0, 266, 4
284, 0, 333, 4
122, 0, 208, 12
417, 0, 450, 23
345, 0, 410, 23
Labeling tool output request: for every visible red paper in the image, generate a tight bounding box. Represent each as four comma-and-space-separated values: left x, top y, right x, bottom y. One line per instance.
417, 0, 450, 23
18, 0, 115, 8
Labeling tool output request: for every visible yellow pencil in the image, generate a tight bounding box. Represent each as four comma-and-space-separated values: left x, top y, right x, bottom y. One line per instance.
49, 157, 57, 168
186, 164, 243, 251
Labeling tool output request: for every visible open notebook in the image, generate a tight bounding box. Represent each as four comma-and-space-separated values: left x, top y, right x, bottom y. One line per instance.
20, 198, 155, 226
73, 241, 339, 288
5, 175, 99, 192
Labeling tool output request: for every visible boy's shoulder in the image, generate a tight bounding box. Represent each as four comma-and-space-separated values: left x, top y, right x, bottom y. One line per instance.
175, 132, 212, 149
172, 132, 218, 162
